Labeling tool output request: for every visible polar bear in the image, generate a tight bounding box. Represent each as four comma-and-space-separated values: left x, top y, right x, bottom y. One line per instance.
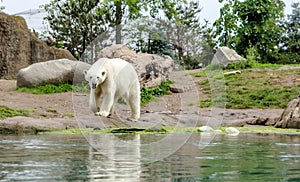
84, 58, 140, 121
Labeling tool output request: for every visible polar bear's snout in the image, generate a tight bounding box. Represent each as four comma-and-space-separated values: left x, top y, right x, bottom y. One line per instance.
92, 82, 97, 89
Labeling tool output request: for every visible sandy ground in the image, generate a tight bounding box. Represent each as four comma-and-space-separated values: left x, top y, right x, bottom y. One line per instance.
0, 70, 284, 133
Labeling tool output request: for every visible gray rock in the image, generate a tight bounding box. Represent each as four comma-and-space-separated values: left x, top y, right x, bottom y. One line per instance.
0, 116, 76, 133
170, 85, 185, 93
211, 46, 243, 68
98, 44, 174, 88
246, 117, 268, 125
0, 13, 76, 79
275, 98, 300, 129
17, 59, 91, 87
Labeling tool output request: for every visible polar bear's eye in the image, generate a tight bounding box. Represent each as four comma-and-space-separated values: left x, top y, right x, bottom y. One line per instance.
96, 76, 99, 79
102, 72, 105, 76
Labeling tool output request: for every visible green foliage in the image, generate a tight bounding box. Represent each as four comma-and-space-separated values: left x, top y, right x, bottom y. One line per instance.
213, 0, 285, 63
16, 82, 88, 94
196, 66, 300, 109
182, 55, 203, 70
279, 2, 300, 64
0, 106, 33, 119
43, 0, 108, 58
148, 39, 174, 58
141, 81, 173, 106
226, 59, 253, 70
43, 0, 186, 58
225, 45, 261, 70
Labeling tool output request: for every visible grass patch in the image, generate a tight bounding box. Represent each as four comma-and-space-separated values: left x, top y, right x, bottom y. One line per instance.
0, 105, 33, 119
196, 66, 300, 109
141, 80, 173, 106
188, 71, 206, 77
16, 82, 88, 94
251, 63, 300, 69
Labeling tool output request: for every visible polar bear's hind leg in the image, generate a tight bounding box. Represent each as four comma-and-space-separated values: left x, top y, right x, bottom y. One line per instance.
128, 81, 140, 121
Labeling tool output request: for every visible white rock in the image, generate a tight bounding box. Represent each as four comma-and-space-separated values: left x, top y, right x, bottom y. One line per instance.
225, 127, 240, 136
198, 126, 214, 132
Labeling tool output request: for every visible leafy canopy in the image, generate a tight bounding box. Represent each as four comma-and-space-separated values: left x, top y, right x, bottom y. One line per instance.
213, 0, 285, 63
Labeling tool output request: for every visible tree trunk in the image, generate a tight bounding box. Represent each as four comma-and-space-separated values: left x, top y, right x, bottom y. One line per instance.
115, 1, 122, 44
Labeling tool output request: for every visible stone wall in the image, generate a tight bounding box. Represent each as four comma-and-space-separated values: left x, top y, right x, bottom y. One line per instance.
0, 13, 76, 79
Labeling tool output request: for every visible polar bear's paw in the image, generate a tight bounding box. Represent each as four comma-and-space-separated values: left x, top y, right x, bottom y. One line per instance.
127, 114, 139, 122
96, 111, 110, 117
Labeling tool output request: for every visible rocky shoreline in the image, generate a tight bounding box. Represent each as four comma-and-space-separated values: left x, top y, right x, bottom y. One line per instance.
0, 70, 292, 134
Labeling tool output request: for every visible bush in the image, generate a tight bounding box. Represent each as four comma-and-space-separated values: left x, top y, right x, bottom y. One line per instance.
141, 81, 173, 106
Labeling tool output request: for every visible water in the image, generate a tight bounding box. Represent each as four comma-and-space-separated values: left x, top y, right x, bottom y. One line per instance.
0, 133, 299, 181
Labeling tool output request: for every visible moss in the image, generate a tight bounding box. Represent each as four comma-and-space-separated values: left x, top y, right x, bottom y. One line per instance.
0, 105, 33, 119
42, 126, 300, 135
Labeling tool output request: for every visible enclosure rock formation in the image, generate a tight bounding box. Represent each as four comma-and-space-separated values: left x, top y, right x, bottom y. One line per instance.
17, 59, 90, 87
275, 97, 300, 129
98, 44, 174, 88
0, 13, 76, 79
212, 46, 243, 68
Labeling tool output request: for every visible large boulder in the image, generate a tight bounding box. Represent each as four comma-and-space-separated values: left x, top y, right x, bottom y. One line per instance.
275, 96, 300, 129
211, 46, 243, 68
17, 59, 91, 87
98, 44, 174, 87
275, 97, 300, 129
0, 13, 76, 79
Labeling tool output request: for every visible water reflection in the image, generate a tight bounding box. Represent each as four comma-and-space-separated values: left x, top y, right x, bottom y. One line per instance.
0, 133, 299, 181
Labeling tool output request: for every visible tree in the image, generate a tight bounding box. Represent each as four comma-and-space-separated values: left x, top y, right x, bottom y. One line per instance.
280, 2, 300, 63
165, 1, 214, 68
213, 0, 285, 63
44, 0, 187, 58
123, 1, 213, 69
101, 0, 186, 44
43, 0, 108, 58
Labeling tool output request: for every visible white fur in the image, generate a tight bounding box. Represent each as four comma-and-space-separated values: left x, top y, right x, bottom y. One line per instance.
84, 58, 140, 121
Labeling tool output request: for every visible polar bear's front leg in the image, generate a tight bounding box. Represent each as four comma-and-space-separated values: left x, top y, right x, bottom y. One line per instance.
89, 89, 98, 113
98, 92, 114, 117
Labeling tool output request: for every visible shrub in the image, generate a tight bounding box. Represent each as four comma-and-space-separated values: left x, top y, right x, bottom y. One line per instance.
141, 81, 173, 106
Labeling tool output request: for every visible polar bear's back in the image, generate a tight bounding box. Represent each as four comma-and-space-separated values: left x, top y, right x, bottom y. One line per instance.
92, 58, 136, 73
92, 58, 138, 87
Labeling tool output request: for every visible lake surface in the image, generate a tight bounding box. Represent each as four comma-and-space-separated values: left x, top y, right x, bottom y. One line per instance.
0, 133, 299, 181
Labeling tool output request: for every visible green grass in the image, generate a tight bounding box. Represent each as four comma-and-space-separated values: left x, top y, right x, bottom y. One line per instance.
188, 71, 206, 77
0, 105, 33, 119
251, 63, 300, 69
16, 82, 88, 94
196, 66, 300, 109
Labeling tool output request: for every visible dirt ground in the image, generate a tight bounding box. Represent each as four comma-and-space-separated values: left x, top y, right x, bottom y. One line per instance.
0, 69, 284, 133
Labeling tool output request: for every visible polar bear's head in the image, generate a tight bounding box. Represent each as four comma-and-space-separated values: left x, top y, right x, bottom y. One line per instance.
84, 68, 107, 89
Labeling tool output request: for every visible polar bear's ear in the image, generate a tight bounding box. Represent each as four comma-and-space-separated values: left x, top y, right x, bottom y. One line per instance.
83, 70, 87, 75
